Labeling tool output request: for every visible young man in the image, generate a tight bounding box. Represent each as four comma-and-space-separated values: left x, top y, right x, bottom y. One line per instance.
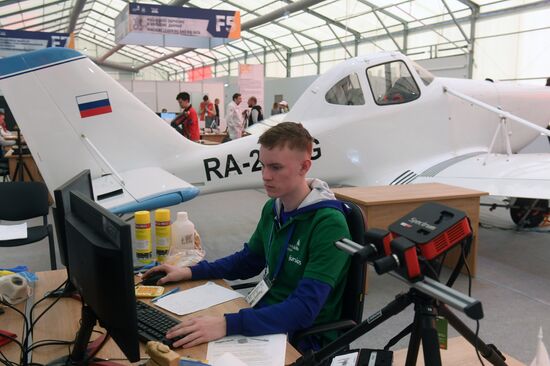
226, 93, 243, 140
199, 95, 215, 127
172, 92, 199, 142
246, 96, 264, 127
145, 122, 351, 352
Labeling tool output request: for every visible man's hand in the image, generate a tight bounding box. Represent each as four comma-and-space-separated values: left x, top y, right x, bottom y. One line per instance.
166, 316, 227, 348
142, 264, 192, 285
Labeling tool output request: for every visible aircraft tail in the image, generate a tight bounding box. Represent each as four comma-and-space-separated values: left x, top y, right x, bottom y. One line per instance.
0, 48, 197, 193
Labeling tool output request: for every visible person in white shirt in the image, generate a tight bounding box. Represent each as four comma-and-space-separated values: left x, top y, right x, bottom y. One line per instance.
226, 93, 243, 140
0, 110, 15, 147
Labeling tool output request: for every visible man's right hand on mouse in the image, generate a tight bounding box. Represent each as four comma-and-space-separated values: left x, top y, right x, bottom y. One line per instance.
143, 264, 192, 285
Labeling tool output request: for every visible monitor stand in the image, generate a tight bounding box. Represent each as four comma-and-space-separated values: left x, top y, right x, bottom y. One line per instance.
46, 305, 123, 366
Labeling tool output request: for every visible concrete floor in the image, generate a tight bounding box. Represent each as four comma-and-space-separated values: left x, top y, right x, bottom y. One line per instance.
2, 135, 549, 364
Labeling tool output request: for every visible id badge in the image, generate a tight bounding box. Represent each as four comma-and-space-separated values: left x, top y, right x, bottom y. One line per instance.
245, 277, 272, 307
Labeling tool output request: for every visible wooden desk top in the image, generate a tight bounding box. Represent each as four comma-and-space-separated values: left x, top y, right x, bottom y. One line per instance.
4, 149, 31, 159
333, 183, 488, 206
393, 336, 524, 365
21, 270, 300, 365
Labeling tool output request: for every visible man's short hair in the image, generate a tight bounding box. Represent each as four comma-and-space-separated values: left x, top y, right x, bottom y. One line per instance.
203, 95, 209, 101
258, 122, 313, 154
176, 92, 190, 101
248, 96, 257, 104
232, 93, 241, 101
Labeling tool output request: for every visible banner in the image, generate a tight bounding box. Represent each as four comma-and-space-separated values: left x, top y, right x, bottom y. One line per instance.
188, 66, 212, 82
0, 29, 70, 57
239, 64, 264, 118
115, 3, 240, 48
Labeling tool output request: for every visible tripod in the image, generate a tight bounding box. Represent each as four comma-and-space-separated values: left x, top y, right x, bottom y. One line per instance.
11, 127, 33, 182
293, 243, 508, 366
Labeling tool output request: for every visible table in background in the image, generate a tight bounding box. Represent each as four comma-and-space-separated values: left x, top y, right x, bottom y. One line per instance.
333, 183, 488, 290
3, 270, 301, 365
393, 336, 524, 365
5, 149, 43, 182
200, 132, 227, 144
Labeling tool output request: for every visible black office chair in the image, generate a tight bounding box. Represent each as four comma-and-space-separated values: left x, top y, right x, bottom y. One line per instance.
290, 200, 367, 348
0, 181, 57, 270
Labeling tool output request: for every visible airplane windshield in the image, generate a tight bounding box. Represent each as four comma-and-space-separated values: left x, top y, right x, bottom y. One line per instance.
366, 61, 420, 105
325, 73, 365, 105
410, 61, 434, 86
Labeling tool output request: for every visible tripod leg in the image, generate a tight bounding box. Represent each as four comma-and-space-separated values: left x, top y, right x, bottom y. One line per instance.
439, 305, 508, 366
405, 312, 422, 366
405, 302, 442, 366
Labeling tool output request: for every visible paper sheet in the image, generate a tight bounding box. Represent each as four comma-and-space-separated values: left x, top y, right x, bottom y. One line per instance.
155, 281, 243, 316
207, 334, 287, 366
0, 223, 27, 240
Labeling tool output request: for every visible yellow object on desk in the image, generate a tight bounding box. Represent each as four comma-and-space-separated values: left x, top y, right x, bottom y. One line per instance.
135, 285, 164, 298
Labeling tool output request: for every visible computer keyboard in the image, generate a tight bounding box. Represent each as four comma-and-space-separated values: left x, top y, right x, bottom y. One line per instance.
135, 300, 183, 348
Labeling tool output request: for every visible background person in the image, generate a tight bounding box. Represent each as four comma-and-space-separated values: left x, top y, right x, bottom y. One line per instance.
213, 98, 221, 129
172, 92, 199, 142
199, 95, 215, 130
144, 122, 351, 352
226, 93, 243, 140
271, 102, 281, 116
247, 96, 264, 127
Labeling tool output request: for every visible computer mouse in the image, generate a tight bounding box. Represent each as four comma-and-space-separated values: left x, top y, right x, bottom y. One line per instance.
142, 271, 167, 286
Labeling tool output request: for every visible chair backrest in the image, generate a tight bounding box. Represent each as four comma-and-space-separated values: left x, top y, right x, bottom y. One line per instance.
340, 200, 367, 325
0, 181, 50, 220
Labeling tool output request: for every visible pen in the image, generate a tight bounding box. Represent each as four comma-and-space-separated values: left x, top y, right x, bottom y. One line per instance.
151, 287, 180, 303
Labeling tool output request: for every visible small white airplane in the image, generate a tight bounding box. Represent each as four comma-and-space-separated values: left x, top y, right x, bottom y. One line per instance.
1, 48, 550, 226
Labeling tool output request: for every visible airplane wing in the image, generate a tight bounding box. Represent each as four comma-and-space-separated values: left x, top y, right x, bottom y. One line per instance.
410, 152, 550, 199
93, 167, 199, 214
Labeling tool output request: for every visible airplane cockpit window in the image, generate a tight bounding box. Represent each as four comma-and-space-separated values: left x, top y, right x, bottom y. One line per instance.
411, 61, 434, 86
366, 61, 420, 105
325, 73, 365, 106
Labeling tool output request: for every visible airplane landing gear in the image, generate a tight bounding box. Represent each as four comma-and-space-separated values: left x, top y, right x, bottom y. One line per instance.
509, 198, 549, 228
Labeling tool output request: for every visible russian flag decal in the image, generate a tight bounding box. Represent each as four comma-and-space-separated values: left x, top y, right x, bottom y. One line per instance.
77, 92, 112, 118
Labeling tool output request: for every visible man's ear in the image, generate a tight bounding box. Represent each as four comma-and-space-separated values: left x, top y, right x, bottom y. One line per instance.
300, 159, 312, 176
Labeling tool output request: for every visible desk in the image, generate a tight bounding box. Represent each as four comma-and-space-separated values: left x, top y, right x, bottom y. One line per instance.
2, 270, 301, 365
333, 183, 488, 284
5, 149, 43, 183
393, 336, 524, 365
200, 133, 227, 144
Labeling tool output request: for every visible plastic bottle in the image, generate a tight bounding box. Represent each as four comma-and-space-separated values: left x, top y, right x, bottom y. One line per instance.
171, 212, 195, 252
135, 211, 153, 265
154, 209, 171, 263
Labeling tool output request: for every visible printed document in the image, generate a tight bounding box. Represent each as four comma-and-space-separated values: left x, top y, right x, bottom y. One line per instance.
155, 281, 243, 316
207, 334, 287, 366
0, 223, 27, 240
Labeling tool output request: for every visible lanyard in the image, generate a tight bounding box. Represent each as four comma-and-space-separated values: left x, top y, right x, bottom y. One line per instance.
266, 218, 296, 283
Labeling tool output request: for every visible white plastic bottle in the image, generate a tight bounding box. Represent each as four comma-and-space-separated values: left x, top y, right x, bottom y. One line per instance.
171, 211, 195, 251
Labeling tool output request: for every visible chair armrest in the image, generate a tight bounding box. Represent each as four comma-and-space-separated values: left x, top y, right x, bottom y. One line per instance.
292, 319, 357, 345
231, 282, 258, 290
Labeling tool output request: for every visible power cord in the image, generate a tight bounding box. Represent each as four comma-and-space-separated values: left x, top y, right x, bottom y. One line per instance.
0, 299, 28, 366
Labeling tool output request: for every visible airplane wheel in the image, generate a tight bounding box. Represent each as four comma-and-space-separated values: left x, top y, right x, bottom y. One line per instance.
509, 198, 549, 228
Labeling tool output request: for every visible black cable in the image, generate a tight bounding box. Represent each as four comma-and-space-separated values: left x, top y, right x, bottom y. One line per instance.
0, 331, 24, 350
27, 340, 74, 352
82, 332, 111, 364
461, 242, 473, 296
0, 350, 18, 366
0, 299, 29, 366
475, 320, 486, 366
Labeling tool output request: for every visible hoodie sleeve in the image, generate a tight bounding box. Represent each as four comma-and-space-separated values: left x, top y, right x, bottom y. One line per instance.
224, 278, 332, 336
190, 243, 265, 280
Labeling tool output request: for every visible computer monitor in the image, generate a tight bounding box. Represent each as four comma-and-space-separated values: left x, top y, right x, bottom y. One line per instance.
160, 112, 176, 122
58, 190, 140, 364
53, 169, 93, 269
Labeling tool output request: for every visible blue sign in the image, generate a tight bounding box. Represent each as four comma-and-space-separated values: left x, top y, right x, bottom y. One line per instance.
0, 29, 70, 57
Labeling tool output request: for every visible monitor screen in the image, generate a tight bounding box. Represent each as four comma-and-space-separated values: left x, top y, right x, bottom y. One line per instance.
53, 169, 93, 269
160, 112, 176, 122
64, 191, 140, 363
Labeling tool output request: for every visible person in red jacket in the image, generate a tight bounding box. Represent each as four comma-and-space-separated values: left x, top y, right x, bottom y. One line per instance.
173, 92, 200, 142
